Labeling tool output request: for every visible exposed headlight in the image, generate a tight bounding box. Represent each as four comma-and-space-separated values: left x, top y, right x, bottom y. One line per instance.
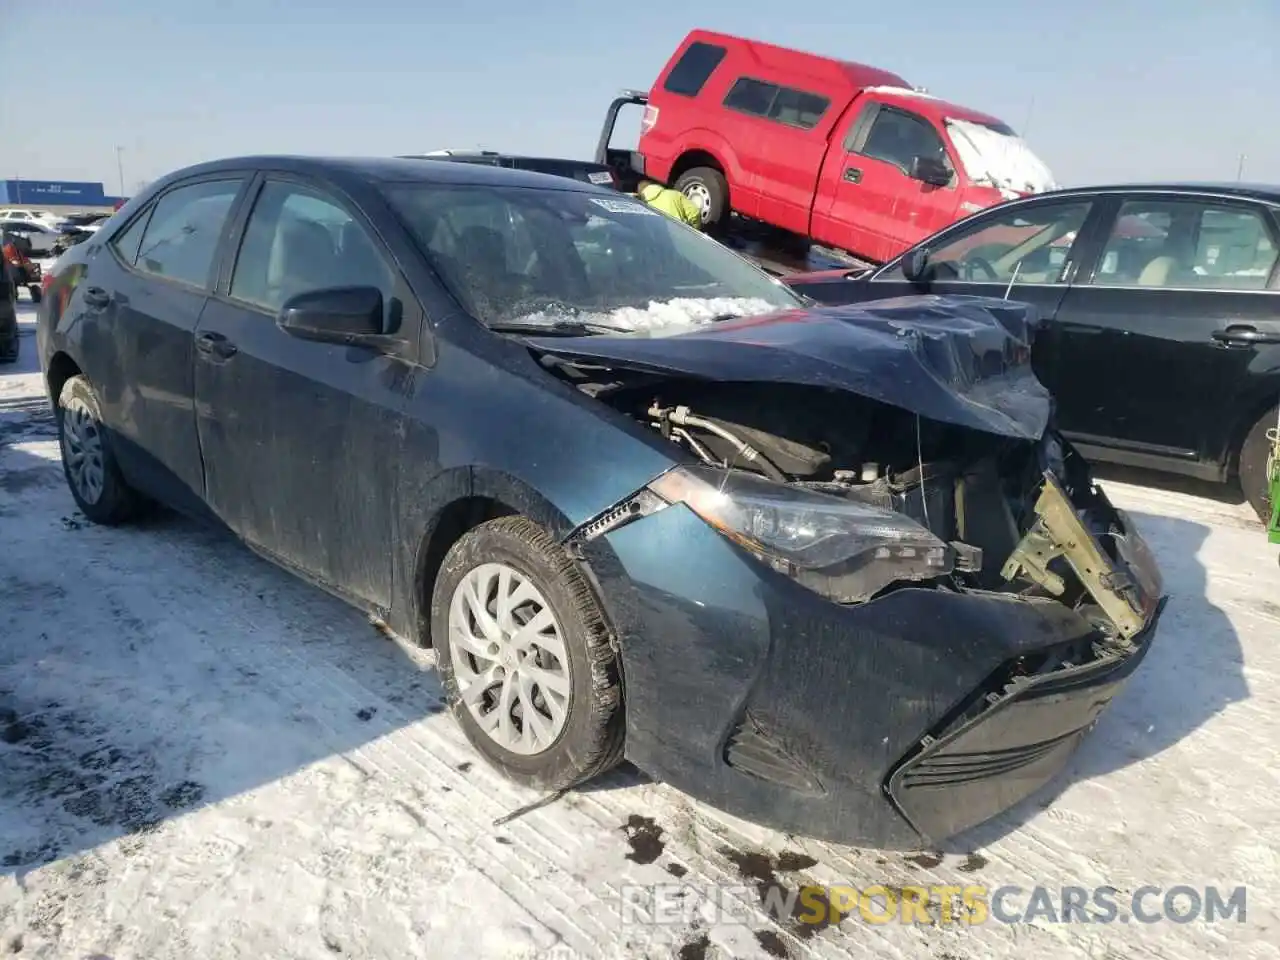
647, 465, 953, 603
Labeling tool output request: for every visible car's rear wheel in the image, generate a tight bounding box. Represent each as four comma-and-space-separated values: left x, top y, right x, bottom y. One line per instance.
675, 167, 728, 230
431, 516, 624, 790
1239, 404, 1278, 524
56, 375, 147, 524
27, 285, 42, 304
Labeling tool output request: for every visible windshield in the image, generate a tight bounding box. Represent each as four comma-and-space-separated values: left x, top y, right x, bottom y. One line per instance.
384, 183, 801, 334
945, 118, 1056, 197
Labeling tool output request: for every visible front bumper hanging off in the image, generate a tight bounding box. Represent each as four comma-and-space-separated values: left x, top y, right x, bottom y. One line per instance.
595, 466, 1167, 847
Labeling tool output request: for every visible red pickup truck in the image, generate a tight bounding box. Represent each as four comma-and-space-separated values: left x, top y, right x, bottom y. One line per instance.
597, 30, 1057, 264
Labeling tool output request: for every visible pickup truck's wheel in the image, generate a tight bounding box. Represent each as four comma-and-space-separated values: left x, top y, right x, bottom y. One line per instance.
431, 516, 624, 791
675, 167, 728, 230
1239, 405, 1278, 524
56, 375, 147, 524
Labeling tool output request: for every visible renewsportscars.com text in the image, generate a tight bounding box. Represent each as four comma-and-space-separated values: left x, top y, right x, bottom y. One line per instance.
619, 883, 1248, 927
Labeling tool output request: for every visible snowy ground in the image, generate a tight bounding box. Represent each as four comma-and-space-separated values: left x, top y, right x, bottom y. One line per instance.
2, 297, 1279, 960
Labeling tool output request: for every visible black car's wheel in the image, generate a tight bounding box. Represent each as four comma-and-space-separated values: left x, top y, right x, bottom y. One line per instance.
675, 167, 728, 230
27, 285, 42, 304
56, 375, 147, 524
431, 516, 624, 791
1239, 405, 1278, 524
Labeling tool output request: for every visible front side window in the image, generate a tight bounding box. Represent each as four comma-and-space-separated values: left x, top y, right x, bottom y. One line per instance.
859, 107, 950, 176
883, 201, 1092, 284
663, 41, 727, 97
134, 179, 243, 287
386, 184, 801, 333
230, 180, 395, 319
1091, 199, 1278, 290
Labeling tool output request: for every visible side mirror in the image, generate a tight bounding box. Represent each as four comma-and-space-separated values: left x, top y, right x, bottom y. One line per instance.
901, 247, 931, 283
277, 286, 384, 344
910, 155, 952, 188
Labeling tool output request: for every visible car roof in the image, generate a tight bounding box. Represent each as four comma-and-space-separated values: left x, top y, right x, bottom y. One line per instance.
149, 155, 609, 195
1036, 182, 1280, 205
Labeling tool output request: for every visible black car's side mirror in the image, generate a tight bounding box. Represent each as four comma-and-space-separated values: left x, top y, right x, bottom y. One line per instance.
901, 247, 931, 283
909, 155, 952, 188
277, 286, 384, 344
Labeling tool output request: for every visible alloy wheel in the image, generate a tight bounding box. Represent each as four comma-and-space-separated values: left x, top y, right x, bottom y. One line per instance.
447, 562, 572, 756
61, 397, 105, 505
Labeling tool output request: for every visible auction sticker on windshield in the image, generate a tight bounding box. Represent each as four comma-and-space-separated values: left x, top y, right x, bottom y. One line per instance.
590, 197, 659, 215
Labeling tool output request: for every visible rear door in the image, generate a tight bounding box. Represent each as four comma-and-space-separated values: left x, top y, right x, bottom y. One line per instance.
815, 101, 961, 261
194, 174, 420, 607
85, 175, 249, 515
1047, 194, 1280, 471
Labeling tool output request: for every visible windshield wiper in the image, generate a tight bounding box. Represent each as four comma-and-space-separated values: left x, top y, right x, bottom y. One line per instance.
487, 319, 633, 337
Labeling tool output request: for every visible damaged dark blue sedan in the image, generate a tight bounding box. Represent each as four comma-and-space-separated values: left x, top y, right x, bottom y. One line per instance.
36, 157, 1166, 847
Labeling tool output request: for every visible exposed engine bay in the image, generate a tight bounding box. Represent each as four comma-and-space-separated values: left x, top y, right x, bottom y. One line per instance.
551, 366, 1157, 647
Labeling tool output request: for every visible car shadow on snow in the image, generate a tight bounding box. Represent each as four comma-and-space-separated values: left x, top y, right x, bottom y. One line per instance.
0, 437, 463, 878
946, 509, 1248, 851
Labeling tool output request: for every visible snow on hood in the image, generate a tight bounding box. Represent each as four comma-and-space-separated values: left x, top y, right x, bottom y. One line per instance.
517, 297, 783, 335
528, 294, 1051, 441
946, 118, 1056, 197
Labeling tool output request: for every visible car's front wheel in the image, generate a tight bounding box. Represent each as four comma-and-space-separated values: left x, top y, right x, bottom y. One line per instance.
56, 375, 147, 524
431, 516, 624, 791
1239, 405, 1279, 524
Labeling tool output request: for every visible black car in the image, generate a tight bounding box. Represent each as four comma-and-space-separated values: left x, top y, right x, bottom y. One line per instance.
784, 183, 1280, 521
399, 150, 621, 190
0, 255, 18, 363
36, 156, 1164, 846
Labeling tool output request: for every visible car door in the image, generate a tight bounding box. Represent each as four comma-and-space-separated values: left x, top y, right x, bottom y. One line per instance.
82, 175, 250, 515
815, 101, 961, 261
1048, 194, 1280, 472
194, 174, 419, 607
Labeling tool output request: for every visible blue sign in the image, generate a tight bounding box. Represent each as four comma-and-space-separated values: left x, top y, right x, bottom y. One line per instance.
0, 179, 110, 206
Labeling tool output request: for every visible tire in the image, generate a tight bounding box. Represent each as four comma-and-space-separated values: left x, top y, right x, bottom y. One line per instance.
674, 166, 729, 230
1238, 405, 1278, 524
28, 285, 42, 304
55, 375, 147, 524
431, 516, 624, 791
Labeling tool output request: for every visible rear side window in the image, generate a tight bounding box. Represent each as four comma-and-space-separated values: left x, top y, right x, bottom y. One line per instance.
723, 77, 830, 130
109, 209, 152, 265
663, 41, 727, 97
134, 179, 242, 288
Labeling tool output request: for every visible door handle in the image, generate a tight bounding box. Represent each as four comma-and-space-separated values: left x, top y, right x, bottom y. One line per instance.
82, 286, 111, 308
843, 167, 862, 184
196, 331, 238, 359
1211, 325, 1280, 347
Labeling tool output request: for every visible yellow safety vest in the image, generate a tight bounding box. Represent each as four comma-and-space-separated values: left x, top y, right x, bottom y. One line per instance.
638, 184, 703, 229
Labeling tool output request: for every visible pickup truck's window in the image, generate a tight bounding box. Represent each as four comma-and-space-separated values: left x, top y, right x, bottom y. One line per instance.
134, 180, 242, 288
723, 78, 830, 130
859, 107, 950, 176
1092, 200, 1278, 290
663, 41, 727, 97
230, 180, 395, 316
387, 183, 800, 332
723, 77, 776, 117
883, 202, 1091, 284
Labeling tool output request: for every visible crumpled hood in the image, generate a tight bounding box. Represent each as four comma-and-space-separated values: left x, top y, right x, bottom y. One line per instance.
528, 294, 1050, 440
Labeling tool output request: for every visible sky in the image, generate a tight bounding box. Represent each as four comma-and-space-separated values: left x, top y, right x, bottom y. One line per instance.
1, 0, 1276, 194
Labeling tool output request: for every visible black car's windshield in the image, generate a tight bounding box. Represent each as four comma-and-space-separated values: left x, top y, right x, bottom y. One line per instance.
384, 183, 802, 334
